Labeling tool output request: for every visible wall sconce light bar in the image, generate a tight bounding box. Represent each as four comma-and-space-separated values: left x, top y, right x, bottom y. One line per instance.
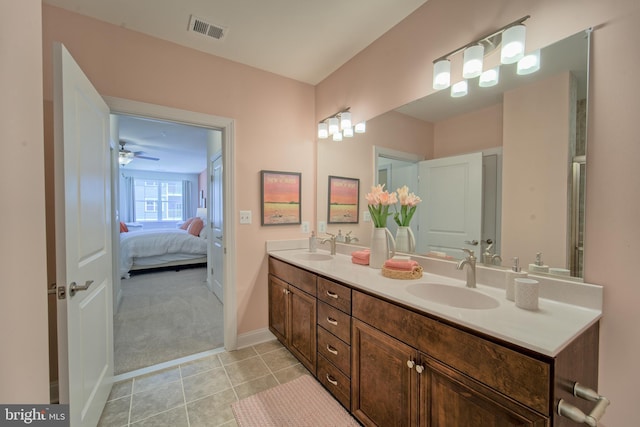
432, 15, 530, 92
318, 107, 365, 140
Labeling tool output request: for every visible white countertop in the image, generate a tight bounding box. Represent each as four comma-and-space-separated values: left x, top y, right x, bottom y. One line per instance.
267, 246, 602, 357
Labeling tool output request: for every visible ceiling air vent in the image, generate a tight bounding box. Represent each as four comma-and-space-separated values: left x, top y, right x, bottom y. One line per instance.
188, 15, 227, 40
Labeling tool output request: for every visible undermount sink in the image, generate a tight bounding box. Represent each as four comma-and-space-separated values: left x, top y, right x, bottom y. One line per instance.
406, 283, 500, 310
294, 252, 333, 261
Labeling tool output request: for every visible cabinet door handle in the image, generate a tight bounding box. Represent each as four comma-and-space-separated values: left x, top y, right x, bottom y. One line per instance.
415, 365, 425, 374
326, 374, 338, 386
406, 360, 415, 369
326, 290, 339, 299
326, 317, 338, 326
326, 344, 338, 355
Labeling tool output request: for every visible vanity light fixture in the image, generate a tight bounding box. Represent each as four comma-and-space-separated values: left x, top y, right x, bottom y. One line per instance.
431, 15, 530, 94
317, 107, 365, 140
517, 49, 541, 75
451, 80, 468, 98
479, 66, 500, 87
462, 44, 485, 79
501, 24, 527, 64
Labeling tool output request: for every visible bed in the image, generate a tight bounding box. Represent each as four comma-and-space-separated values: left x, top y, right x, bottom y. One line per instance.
119, 228, 208, 278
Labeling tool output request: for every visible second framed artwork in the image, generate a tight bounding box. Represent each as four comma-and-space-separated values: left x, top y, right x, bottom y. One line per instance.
327, 175, 359, 224
260, 170, 302, 226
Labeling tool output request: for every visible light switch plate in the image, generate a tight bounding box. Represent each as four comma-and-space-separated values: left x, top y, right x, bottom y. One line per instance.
301, 221, 309, 233
318, 221, 326, 233
239, 210, 252, 224
363, 211, 371, 222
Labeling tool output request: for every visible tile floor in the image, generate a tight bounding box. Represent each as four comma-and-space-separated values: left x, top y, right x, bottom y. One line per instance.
98, 340, 310, 427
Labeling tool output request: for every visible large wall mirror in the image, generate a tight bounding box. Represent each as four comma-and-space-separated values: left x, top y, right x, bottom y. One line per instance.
317, 29, 590, 279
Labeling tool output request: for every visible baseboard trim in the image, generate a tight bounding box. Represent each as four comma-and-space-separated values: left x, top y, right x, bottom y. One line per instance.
237, 328, 277, 349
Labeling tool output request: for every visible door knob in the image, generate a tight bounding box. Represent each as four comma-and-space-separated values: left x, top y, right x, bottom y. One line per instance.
69, 280, 94, 297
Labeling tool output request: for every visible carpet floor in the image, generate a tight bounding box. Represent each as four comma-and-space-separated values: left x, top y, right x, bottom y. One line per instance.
232, 375, 360, 426
114, 267, 223, 374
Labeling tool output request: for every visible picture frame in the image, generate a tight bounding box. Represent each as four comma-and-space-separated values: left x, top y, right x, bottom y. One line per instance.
327, 175, 359, 224
260, 170, 302, 226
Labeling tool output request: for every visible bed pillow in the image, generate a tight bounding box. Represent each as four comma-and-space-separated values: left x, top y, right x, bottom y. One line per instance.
119, 222, 128, 233
187, 217, 204, 236
180, 217, 195, 230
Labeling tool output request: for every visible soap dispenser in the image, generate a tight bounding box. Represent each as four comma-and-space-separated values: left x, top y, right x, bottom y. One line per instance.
309, 231, 317, 253
505, 257, 528, 301
336, 229, 345, 242
528, 252, 550, 274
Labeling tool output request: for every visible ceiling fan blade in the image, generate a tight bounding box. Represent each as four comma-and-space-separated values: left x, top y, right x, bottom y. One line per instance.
134, 154, 160, 161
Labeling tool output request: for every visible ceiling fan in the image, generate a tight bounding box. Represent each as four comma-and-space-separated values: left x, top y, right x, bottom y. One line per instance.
118, 140, 160, 166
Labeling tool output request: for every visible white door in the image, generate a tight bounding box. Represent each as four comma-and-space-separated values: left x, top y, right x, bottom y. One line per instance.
54, 43, 113, 427
417, 153, 482, 259
211, 153, 224, 302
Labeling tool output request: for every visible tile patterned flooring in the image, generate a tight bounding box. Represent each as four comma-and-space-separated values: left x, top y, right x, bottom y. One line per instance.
98, 340, 310, 427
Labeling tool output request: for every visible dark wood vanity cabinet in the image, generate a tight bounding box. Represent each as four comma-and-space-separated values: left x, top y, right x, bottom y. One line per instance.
268, 258, 317, 375
268, 257, 599, 427
316, 277, 353, 410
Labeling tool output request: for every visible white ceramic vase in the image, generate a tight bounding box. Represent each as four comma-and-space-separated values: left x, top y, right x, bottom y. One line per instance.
395, 226, 415, 253
370, 227, 396, 269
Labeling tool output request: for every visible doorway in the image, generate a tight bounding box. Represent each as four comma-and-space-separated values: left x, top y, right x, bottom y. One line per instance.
105, 96, 238, 374
113, 113, 225, 374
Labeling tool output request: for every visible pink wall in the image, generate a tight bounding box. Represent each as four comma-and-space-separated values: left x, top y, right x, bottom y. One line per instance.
502, 72, 572, 269
41, 5, 316, 336
317, 0, 640, 424
433, 104, 503, 158
0, 0, 50, 403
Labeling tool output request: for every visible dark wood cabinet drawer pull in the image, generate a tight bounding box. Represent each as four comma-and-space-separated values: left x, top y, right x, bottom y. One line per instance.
326, 373, 338, 386
326, 344, 338, 355
326, 290, 339, 299
327, 317, 338, 326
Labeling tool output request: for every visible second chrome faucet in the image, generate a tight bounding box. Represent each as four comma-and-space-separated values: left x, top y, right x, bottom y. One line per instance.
456, 248, 477, 288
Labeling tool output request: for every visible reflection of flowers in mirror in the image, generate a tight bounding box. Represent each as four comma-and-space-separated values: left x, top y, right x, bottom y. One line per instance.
394, 185, 422, 227
366, 184, 397, 228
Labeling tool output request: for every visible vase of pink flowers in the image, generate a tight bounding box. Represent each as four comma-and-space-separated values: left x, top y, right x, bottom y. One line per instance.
393, 186, 422, 253
366, 184, 397, 268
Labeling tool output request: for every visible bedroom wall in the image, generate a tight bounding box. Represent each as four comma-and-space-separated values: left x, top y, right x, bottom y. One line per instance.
315, 0, 640, 423
198, 170, 207, 208
42, 5, 316, 340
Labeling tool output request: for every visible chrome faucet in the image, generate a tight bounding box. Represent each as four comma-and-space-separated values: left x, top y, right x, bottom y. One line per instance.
320, 232, 337, 255
345, 231, 359, 244
456, 248, 477, 288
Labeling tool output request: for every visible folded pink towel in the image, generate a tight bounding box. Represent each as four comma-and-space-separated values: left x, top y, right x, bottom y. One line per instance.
383, 259, 419, 271
351, 249, 370, 261
352, 256, 369, 266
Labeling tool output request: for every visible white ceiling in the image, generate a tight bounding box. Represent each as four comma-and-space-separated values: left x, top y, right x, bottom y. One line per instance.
117, 115, 213, 174
43, 0, 429, 85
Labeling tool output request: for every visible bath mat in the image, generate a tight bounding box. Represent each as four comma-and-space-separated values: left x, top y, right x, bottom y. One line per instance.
232, 375, 360, 426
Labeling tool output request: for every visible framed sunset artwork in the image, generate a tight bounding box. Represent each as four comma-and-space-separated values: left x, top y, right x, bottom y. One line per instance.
260, 170, 302, 226
327, 175, 359, 224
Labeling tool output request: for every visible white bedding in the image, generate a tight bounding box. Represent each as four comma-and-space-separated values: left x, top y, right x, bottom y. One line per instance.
120, 229, 207, 278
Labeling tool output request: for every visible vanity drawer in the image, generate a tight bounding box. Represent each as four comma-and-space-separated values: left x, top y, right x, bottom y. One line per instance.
317, 277, 351, 314
317, 326, 351, 377
269, 257, 317, 295
352, 290, 551, 414
318, 301, 351, 344
317, 354, 351, 411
